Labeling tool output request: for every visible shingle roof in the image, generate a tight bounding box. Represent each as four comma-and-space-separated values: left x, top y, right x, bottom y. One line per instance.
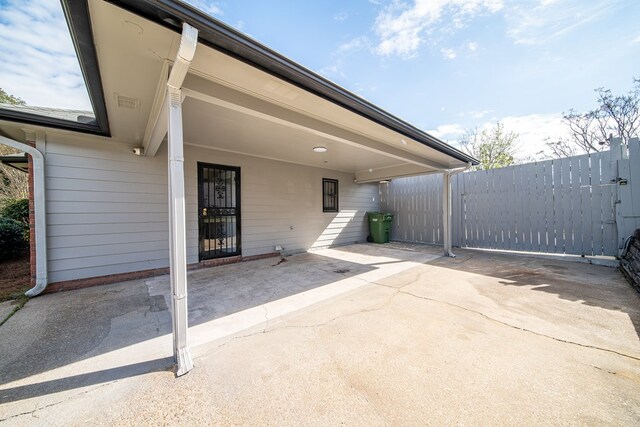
0, 103, 96, 125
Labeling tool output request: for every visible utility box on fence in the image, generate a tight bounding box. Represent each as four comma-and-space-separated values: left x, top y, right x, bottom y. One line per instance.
367, 212, 393, 243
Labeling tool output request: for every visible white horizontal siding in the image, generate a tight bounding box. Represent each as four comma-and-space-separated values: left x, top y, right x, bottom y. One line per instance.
183, 145, 378, 258
45, 135, 169, 282
45, 136, 378, 283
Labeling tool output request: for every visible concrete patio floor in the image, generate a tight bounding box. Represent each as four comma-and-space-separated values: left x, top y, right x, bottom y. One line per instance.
1, 243, 639, 425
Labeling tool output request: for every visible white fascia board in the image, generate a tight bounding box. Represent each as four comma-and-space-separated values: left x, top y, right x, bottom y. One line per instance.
143, 61, 170, 157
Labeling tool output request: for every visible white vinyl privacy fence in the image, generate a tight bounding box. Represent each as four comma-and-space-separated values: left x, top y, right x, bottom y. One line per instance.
380, 137, 640, 257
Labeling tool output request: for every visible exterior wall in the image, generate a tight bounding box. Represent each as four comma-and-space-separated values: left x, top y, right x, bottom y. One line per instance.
45, 134, 379, 283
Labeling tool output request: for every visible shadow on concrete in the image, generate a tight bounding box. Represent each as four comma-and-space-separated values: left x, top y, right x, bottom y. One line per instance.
427, 248, 640, 340
0, 241, 441, 404
0, 357, 173, 405
179, 249, 376, 328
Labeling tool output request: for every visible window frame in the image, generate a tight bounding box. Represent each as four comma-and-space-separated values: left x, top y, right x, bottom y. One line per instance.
322, 178, 339, 213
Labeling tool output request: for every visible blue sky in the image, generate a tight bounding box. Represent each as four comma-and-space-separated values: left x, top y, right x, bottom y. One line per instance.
1, 0, 639, 157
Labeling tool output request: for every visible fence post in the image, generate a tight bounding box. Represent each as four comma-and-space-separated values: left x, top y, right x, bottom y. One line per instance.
442, 171, 453, 256
617, 137, 640, 255
451, 174, 459, 247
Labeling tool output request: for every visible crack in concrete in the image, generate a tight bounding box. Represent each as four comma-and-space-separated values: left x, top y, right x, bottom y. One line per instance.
392, 287, 640, 363
0, 381, 116, 422
203, 289, 399, 356
592, 365, 619, 376
0, 297, 29, 329
262, 285, 282, 333
201, 269, 640, 366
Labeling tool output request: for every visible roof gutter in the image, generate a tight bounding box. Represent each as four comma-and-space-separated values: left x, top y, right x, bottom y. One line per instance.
0, 135, 48, 296
105, 0, 478, 166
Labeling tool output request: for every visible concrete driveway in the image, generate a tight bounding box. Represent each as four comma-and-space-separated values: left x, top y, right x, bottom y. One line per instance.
1, 243, 639, 425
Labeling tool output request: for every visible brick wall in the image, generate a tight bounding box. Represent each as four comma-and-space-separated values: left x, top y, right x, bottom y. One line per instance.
25, 140, 36, 288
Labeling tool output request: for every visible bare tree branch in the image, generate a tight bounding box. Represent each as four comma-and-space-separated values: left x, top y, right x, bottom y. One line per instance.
545, 78, 640, 158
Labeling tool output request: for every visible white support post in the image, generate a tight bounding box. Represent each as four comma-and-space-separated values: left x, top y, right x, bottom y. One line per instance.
167, 86, 193, 376
442, 170, 454, 257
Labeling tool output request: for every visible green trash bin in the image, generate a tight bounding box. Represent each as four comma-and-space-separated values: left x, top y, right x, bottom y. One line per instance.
367, 212, 393, 243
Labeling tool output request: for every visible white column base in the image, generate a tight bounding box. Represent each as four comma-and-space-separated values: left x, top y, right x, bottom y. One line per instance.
175, 346, 194, 377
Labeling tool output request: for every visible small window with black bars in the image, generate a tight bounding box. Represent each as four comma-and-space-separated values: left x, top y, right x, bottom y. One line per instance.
322, 178, 338, 212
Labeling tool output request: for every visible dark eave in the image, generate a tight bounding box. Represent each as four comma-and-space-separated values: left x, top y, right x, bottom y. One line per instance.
0, 1, 110, 137
0, 154, 29, 173
104, 0, 478, 166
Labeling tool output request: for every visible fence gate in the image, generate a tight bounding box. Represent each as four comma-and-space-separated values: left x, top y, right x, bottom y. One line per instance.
454, 149, 618, 256
381, 138, 639, 258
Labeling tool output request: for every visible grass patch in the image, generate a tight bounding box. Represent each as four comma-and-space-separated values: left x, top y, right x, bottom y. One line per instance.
0, 286, 30, 303
0, 293, 29, 327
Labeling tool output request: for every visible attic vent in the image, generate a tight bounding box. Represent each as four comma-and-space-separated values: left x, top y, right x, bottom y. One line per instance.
116, 94, 140, 110
263, 80, 299, 100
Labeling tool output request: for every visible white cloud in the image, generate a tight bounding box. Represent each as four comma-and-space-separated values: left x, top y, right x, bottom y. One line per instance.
318, 61, 346, 79
632, 35, 640, 45
497, 113, 570, 158
470, 110, 492, 119
430, 113, 571, 159
0, 0, 91, 109
336, 36, 370, 54
320, 37, 370, 79
334, 11, 348, 21
374, 0, 503, 58
184, 0, 223, 17
505, 0, 616, 45
467, 41, 478, 51
428, 123, 466, 141
440, 48, 457, 59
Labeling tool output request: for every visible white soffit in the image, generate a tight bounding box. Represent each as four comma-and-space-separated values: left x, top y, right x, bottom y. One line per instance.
181, 96, 422, 174
188, 48, 462, 168
89, 0, 463, 170
89, 0, 177, 144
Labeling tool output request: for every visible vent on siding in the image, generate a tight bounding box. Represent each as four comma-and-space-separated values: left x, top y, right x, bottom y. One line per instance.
115, 94, 140, 110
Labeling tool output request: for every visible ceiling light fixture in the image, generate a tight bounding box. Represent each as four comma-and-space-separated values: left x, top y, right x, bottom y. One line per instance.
313, 146, 328, 153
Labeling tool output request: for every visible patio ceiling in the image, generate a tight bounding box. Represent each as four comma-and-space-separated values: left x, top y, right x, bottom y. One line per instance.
86, 0, 472, 182
181, 96, 406, 174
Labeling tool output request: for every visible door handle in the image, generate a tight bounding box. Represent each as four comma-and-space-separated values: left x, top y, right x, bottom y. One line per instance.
202, 208, 207, 217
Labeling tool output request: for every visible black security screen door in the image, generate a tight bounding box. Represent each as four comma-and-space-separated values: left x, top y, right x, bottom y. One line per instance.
198, 163, 241, 260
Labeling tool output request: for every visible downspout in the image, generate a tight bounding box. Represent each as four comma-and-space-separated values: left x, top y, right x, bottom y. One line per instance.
442, 162, 472, 257
0, 135, 47, 295
166, 23, 198, 377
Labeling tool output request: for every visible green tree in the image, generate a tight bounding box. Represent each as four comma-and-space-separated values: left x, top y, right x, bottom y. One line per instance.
459, 122, 519, 170
0, 88, 26, 105
544, 78, 640, 158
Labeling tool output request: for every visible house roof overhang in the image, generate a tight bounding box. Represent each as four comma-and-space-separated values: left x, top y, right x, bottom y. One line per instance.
0, 0, 478, 179
103, 0, 478, 167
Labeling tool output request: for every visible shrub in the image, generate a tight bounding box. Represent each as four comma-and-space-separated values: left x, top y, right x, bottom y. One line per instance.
1, 198, 29, 225
0, 217, 27, 260
1, 198, 29, 242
